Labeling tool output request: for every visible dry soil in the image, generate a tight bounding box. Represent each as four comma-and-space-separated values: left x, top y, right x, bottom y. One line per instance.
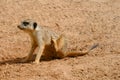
0, 0, 120, 80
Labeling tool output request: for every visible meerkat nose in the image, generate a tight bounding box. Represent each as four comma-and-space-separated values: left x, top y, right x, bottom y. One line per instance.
17, 25, 22, 29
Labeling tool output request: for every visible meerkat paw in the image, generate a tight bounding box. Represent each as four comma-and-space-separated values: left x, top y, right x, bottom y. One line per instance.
33, 60, 39, 64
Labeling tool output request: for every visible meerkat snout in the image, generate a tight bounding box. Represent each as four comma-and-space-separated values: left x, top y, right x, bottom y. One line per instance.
17, 25, 24, 30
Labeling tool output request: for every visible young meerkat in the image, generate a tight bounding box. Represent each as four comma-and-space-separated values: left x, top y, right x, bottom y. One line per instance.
17, 19, 98, 64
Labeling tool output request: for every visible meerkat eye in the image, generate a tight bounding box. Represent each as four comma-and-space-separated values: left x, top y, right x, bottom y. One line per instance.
23, 22, 29, 26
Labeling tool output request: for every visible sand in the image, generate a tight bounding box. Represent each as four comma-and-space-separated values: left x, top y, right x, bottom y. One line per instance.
0, 0, 120, 80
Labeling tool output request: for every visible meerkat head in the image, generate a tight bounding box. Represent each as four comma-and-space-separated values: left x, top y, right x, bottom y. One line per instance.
17, 19, 37, 32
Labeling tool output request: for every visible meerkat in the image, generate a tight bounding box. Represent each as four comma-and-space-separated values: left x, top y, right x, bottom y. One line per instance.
17, 19, 98, 64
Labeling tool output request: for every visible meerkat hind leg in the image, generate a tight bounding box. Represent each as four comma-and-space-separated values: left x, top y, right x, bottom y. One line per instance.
52, 34, 65, 51
52, 35, 68, 58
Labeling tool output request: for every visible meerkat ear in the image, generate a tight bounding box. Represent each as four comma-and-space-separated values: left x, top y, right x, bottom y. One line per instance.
33, 22, 37, 29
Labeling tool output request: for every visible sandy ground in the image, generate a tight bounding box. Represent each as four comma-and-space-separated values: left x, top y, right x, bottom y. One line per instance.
0, 0, 120, 80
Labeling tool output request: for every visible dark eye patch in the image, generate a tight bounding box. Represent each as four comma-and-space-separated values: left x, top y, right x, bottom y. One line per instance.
22, 21, 29, 26
33, 22, 37, 29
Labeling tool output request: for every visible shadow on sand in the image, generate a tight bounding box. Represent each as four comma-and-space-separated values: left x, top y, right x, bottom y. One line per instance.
0, 54, 58, 65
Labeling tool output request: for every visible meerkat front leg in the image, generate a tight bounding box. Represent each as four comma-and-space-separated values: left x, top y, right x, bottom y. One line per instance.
21, 42, 37, 62
34, 39, 45, 64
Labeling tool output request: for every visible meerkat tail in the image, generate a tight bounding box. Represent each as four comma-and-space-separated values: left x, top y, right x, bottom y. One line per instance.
66, 43, 99, 57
